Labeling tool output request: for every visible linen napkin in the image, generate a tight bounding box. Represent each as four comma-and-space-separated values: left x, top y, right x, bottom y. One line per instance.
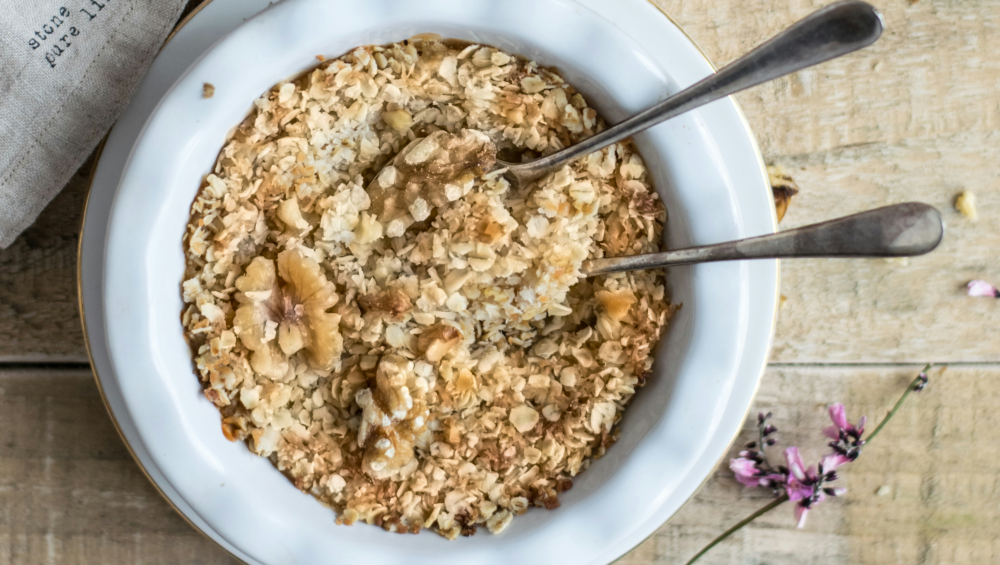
0, 0, 187, 248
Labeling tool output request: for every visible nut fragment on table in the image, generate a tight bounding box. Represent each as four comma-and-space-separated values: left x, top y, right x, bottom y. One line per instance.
954, 190, 977, 221
767, 164, 800, 223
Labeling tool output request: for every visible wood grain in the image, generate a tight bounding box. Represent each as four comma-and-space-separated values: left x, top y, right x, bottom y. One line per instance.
0, 160, 89, 363
3, 365, 993, 564
2, 0, 999, 563
654, 0, 1000, 156
0, 368, 236, 565
1, 0, 997, 364
648, 0, 1000, 362
771, 131, 1000, 363
623, 364, 1000, 565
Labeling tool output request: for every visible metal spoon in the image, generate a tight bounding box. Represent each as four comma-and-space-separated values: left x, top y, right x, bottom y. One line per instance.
581, 202, 944, 277
368, 0, 885, 224
502, 0, 884, 187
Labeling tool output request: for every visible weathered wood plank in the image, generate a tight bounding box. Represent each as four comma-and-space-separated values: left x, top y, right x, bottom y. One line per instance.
624, 364, 1000, 564
1, 0, 997, 367
771, 131, 1000, 363
0, 369, 236, 565
653, 0, 1000, 156
1, 1, 990, 563
0, 160, 89, 363
655, 0, 1000, 362
3, 365, 994, 564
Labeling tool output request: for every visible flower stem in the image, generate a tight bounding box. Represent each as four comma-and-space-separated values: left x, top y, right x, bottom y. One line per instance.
683, 494, 789, 565
864, 363, 932, 444
757, 420, 774, 472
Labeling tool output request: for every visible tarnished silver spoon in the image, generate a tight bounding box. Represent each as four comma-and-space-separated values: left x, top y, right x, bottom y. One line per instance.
501, 0, 884, 187
368, 0, 884, 228
582, 202, 944, 277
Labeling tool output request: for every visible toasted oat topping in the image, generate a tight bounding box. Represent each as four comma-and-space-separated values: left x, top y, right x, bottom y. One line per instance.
181, 39, 675, 539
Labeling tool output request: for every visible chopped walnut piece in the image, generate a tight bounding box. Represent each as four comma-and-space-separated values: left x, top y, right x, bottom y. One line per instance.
202, 82, 215, 98
368, 129, 497, 229
631, 190, 662, 219
416, 323, 462, 362
357, 355, 429, 480
359, 288, 413, 318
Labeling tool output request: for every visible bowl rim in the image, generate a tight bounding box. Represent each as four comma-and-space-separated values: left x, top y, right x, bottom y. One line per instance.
77, 0, 779, 563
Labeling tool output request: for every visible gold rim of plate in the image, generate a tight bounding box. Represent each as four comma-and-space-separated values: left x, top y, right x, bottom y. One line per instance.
76, 1, 779, 563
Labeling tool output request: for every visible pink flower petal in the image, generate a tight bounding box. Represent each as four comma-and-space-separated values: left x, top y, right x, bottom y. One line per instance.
821, 453, 851, 472
822, 425, 840, 440
730, 458, 760, 487
794, 504, 809, 528
784, 447, 807, 481
856, 415, 867, 433
786, 483, 813, 502
967, 280, 1000, 298
730, 458, 757, 475
828, 403, 848, 430
763, 473, 785, 485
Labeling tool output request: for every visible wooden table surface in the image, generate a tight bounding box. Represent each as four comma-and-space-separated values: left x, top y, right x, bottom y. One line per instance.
2, 0, 998, 563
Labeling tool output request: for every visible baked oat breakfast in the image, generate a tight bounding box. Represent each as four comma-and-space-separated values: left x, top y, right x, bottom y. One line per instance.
181, 38, 676, 538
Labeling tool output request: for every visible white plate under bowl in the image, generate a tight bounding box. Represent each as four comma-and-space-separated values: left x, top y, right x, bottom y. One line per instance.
79, 0, 778, 563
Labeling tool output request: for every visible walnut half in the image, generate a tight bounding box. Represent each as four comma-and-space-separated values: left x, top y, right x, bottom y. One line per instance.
233, 250, 343, 379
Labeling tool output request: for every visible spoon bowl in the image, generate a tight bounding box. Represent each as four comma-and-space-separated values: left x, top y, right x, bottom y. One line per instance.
583, 202, 944, 276
367, 0, 884, 226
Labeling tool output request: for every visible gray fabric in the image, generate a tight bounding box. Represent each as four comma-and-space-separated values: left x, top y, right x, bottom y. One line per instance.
0, 0, 186, 247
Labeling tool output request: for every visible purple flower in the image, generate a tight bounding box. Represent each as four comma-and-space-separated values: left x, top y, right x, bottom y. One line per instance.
784, 446, 807, 481
820, 452, 851, 472
783, 447, 822, 528
782, 447, 846, 528
793, 502, 809, 528
967, 280, 1000, 298
793, 491, 824, 528
696, 376, 927, 563
783, 447, 816, 496
730, 451, 785, 489
823, 403, 866, 440
730, 457, 765, 488
824, 403, 866, 463
729, 408, 859, 528
730, 412, 788, 490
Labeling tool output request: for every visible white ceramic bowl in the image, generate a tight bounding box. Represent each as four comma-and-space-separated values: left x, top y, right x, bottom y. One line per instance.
80, 0, 778, 563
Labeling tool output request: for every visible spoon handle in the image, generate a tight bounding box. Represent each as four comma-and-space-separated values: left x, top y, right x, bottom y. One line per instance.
508, 0, 883, 181
582, 203, 943, 276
